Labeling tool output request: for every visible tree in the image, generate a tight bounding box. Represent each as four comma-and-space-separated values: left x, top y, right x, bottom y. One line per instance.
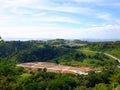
43, 68, 47, 72
0, 36, 2, 40
94, 83, 109, 90
48, 79, 70, 90
23, 83, 39, 90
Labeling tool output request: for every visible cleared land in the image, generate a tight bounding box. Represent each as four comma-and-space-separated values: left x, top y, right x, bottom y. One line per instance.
17, 62, 99, 75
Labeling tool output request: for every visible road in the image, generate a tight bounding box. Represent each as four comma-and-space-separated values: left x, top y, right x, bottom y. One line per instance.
104, 53, 120, 63
81, 50, 120, 68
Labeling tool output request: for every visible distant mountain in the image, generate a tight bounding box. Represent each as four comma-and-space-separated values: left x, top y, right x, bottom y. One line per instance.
80, 38, 120, 42
3, 37, 120, 42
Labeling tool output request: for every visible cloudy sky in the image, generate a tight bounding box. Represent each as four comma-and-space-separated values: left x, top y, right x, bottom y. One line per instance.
0, 0, 120, 40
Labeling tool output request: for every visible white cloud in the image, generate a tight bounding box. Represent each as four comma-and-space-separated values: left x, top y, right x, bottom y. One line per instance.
95, 13, 120, 25
0, 0, 92, 25
0, 25, 79, 39
0, 0, 93, 15
31, 16, 81, 24
74, 0, 101, 3
0, 13, 81, 26
115, 20, 120, 24
0, 0, 120, 40
73, 0, 120, 8
0, 0, 34, 7
1, 24, 120, 40
97, 13, 112, 21
33, 6, 92, 14
33, 12, 47, 16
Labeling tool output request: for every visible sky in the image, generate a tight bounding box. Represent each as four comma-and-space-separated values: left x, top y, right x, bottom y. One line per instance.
0, 0, 120, 40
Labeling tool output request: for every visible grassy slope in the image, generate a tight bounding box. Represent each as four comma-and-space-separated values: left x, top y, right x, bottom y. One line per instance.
50, 48, 118, 68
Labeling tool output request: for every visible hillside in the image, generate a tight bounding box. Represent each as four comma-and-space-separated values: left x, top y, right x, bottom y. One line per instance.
87, 41, 120, 58
0, 39, 118, 68
1, 39, 120, 90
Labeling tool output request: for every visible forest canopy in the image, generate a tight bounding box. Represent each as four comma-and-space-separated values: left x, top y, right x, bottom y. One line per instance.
0, 39, 120, 90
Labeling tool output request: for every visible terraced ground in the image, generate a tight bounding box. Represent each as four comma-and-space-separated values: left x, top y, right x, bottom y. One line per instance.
17, 62, 99, 75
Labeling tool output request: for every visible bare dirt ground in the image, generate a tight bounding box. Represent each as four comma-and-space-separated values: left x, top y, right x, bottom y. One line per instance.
17, 62, 99, 75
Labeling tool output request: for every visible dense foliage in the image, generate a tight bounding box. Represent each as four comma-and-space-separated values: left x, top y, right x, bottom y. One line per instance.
0, 39, 120, 90
0, 59, 120, 90
87, 41, 120, 58
0, 40, 118, 67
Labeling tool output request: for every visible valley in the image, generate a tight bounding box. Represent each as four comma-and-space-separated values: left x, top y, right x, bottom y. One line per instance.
1, 39, 120, 90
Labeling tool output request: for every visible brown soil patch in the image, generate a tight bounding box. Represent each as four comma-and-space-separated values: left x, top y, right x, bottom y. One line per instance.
17, 62, 99, 75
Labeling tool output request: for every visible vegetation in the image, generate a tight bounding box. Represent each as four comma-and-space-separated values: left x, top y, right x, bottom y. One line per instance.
0, 38, 120, 89
87, 41, 120, 58
0, 40, 118, 67
0, 59, 120, 90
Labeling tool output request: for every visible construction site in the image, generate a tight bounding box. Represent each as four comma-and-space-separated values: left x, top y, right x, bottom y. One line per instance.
17, 62, 99, 75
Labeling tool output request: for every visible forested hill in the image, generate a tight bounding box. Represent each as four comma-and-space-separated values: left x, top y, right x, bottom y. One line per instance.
0, 39, 119, 67
87, 41, 120, 58
1, 39, 120, 90
0, 39, 87, 62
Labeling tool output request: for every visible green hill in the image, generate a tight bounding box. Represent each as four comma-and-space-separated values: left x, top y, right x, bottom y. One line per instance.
1, 39, 120, 90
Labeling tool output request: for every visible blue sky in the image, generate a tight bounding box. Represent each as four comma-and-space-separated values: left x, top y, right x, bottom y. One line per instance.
0, 0, 120, 40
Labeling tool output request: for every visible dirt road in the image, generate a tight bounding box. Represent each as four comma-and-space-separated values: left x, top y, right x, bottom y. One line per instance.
82, 50, 120, 67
